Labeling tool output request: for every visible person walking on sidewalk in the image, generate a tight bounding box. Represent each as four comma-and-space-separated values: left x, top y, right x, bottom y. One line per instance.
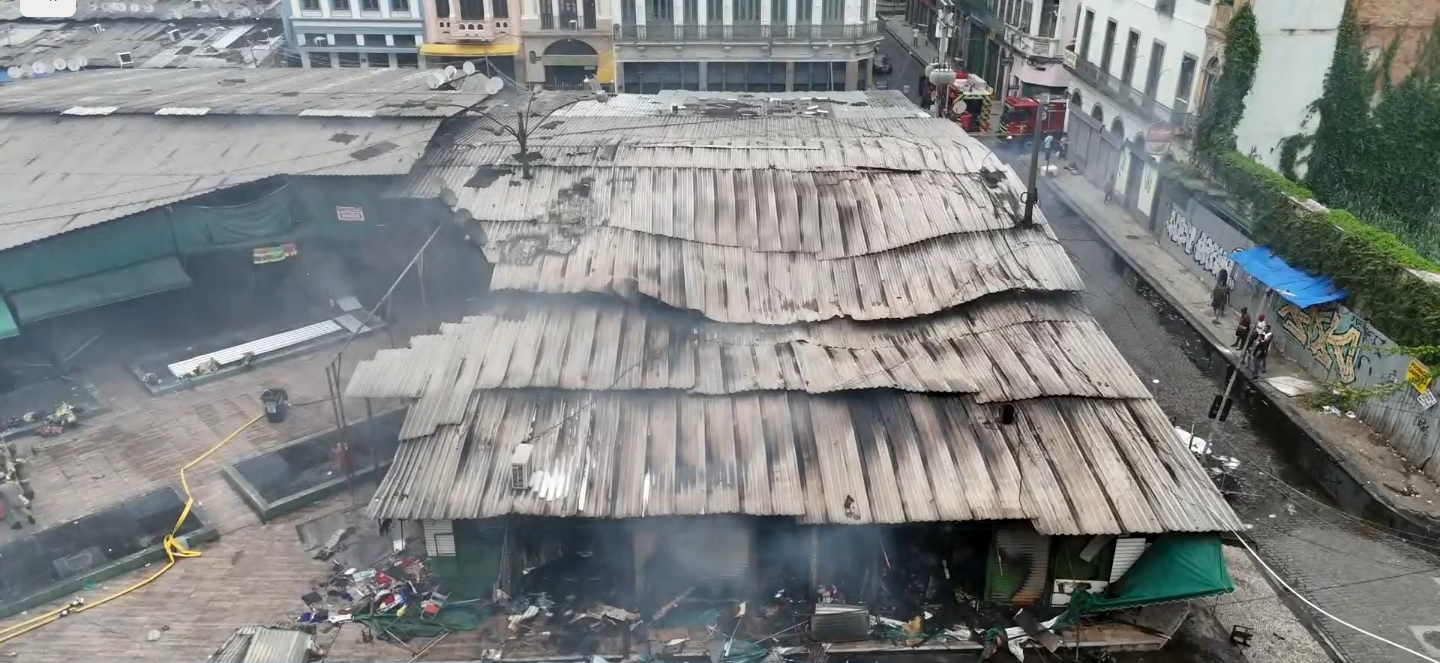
912, 26, 920, 46
1104, 173, 1116, 203
1250, 329, 1274, 375
1233, 307, 1251, 348
1043, 133, 1054, 164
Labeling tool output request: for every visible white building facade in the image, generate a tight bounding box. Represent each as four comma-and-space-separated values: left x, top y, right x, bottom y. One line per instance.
611, 0, 885, 93
281, 0, 428, 67
1061, 0, 1210, 217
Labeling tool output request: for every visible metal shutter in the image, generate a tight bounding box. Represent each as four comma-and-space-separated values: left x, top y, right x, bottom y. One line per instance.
988, 526, 1051, 606
1109, 537, 1148, 581
423, 519, 456, 557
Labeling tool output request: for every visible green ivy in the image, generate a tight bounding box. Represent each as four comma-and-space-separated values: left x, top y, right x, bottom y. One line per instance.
1276, 134, 1310, 182
1193, 4, 1259, 151
1304, 0, 1372, 198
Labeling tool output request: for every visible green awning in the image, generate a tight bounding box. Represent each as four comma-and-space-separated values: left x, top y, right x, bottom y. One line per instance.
0, 302, 18, 340
1070, 534, 1234, 614
10, 256, 192, 323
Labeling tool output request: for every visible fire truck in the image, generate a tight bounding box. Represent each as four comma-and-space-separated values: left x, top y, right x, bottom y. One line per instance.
943, 72, 994, 136
999, 96, 1067, 144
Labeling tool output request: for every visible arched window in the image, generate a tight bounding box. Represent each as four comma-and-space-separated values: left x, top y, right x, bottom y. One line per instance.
1110, 117, 1125, 136
1091, 104, 1104, 121
1070, 89, 1082, 105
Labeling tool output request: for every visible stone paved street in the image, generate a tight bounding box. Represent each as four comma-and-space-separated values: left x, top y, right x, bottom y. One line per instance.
1023, 159, 1440, 663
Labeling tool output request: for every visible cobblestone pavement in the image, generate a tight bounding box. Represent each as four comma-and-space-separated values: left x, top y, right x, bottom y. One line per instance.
1023, 162, 1440, 663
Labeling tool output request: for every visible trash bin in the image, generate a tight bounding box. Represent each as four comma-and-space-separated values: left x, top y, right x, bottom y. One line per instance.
260, 387, 290, 424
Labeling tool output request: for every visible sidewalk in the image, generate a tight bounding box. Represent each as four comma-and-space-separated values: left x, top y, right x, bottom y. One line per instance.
1041, 169, 1440, 534
881, 15, 941, 66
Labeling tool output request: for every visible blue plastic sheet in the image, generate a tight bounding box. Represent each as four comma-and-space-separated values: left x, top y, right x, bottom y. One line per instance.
1231, 247, 1345, 309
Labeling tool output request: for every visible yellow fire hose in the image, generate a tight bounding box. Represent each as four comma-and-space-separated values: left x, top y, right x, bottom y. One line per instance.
0, 413, 264, 644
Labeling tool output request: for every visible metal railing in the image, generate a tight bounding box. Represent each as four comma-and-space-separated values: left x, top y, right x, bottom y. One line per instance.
1067, 55, 1193, 128
613, 20, 881, 42
1003, 27, 1061, 60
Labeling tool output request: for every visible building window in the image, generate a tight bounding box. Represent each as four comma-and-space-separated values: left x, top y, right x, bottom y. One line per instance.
366, 52, 391, 66
436, 0, 450, 17
363, 33, 388, 45
1099, 19, 1115, 73
330, 0, 350, 12
302, 0, 320, 10
646, 0, 673, 21
771, 0, 786, 23
621, 0, 635, 24
795, 0, 810, 22
734, 0, 759, 22
705, 0, 721, 23
821, 0, 840, 21
1121, 29, 1138, 85
1038, 0, 1057, 37
582, 0, 596, 27
311, 52, 333, 67
361, 0, 380, 11
494, 0, 509, 17
391, 0, 410, 11
1018, 0, 1032, 32
397, 53, 419, 67
338, 52, 363, 66
1175, 53, 1198, 111
1144, 40, 1165, 96
541, 0, 555, 27
459, 0, 484, 18
682, 0, 696, 22
1079, 9, 1093, 60
332, 33, 360, 45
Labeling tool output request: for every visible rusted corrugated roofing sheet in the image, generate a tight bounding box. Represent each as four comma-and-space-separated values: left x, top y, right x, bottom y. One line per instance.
0, 115, 437, 251
479, 223, 1080, 324
365, 390, 1244, 536
344, 294, 1150, 410
425, 166, 1023, 258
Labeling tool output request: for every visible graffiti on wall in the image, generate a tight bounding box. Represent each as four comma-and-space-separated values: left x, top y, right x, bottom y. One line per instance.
1165, 209, 1240, 278
1276, 303, 1364, 384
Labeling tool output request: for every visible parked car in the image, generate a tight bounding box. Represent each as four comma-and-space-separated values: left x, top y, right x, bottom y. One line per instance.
872, 55, 893, 75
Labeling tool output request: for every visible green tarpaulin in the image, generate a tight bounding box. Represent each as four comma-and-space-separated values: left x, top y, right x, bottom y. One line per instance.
10, 256, 192, 323
0, 302, 18, 340
1070, 534, 1234, 614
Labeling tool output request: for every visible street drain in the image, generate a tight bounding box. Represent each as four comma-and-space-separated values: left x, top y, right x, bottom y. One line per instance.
1125, 234, 1141, 240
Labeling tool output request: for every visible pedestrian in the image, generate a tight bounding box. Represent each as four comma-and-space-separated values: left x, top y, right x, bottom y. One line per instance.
912, 26, 920, 46
1104, 173, 1116, 203
0, 477, 33, 530
1233, 307, 1251, 349
1209, 270, 1230, 324
1250, 330, 1274, 375
1058, 134, 1069, 160
1043, 133, 1054, 163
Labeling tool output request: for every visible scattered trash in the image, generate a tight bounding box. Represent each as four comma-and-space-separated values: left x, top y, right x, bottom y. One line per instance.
146, 629, 163, 642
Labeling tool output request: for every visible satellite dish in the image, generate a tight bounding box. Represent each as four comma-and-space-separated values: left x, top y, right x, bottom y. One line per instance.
486, 77, 504, 94
462, 61, 476, 76
33, 61, 50, 75
65, 58, 81, 72
52, 58, 67, 71
425, 71, 447, 90
143, 2, 154, 10
129, 2, 141, 11
237, 6, 251, 16
217, 6, 230, 17
76, 55, 89, 68
444, 65, 459, 80
5, 66, 21, 80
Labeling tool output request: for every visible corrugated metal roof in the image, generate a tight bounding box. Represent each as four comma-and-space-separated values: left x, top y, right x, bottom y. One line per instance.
0, 115, 438, 251
425, 166, 1023, 258
241, 628, 311, 663
0, 0, 277, 22
365, 390, 1245, 536
479, 222, 1082, 324
0, 20, 281, 71
344, 294, 1150, 407
0, 68, 492, 117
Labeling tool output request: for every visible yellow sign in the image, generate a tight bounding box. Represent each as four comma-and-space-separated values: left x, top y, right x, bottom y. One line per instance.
1406, 359, 1433, 393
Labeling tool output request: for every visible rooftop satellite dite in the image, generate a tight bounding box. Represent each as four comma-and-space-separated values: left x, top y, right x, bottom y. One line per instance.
4, 66, 21, 80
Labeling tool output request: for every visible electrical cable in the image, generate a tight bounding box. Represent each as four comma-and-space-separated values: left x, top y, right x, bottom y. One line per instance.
0, 413, 264, 644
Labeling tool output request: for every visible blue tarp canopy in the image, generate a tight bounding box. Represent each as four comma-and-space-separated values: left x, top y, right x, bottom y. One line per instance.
1231, 247, 1346, 309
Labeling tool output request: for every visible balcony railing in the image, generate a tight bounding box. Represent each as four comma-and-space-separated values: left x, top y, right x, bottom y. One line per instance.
613, 20, 881, 42
1003, 27, 1062, 60
1067, 55, 1193, 128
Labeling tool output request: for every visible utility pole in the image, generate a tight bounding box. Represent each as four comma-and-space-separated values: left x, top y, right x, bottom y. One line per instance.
931, 0, 955, 118
1021, 94, 1049, 227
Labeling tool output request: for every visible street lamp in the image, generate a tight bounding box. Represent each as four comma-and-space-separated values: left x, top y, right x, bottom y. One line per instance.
424, 83, 610, 180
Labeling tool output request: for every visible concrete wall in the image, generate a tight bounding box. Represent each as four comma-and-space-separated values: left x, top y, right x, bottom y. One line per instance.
1232, 0, 1344, 170
1358, 0, 1440, 86
1072, 0, 1209, 110
1153, 179, 1440, 482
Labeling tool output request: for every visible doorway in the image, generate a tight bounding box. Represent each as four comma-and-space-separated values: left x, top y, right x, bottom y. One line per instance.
1124, 150, 1144, 212
543, 38, 598, 87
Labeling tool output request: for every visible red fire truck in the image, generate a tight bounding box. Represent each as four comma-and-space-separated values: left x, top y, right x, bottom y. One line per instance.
944, 72, 994, 136
999, 96, 1067, 144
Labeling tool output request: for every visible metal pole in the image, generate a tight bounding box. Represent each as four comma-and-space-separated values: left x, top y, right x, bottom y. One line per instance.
931, 0, 953, 118
1021, 96, 1048, 227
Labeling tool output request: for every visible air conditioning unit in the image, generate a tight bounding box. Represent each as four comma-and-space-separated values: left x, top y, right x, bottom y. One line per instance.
1156, 0, 1175, 16
116, 51, 134, 66
166, 28, 182, 41
91, 23, 105, 33
510, 443, 534, 490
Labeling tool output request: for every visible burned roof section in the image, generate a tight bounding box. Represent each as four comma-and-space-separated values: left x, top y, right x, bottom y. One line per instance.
357, 90, 1245, 536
